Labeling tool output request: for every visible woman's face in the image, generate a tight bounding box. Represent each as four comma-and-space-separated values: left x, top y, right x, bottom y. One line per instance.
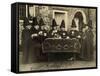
41, 26, 44, 30
61, 27, 65, 31
53, 26, 57, 30
44, 26, 48, 30
34, 25, 39, 30
26, 25, 32, 29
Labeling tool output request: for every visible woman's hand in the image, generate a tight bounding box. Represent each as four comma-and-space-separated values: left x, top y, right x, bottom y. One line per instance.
44, 33, 47, 36
38, 31, 43, 35
77, 35, 81, 39
31, 34, 38, 38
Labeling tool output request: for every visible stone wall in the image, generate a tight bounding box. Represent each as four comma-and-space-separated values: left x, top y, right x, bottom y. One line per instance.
19, 5, 96, 47
35, 6, 89, 30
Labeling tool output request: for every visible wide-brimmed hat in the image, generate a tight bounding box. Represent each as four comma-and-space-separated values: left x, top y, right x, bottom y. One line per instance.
60, 20, 65, 28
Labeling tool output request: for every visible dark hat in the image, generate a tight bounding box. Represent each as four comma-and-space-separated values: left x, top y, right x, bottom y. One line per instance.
23, 17, 29, 27
39, 18, 45, 26
71, 19, 77, 28
51, 19, 58, 27
87, 20, 93, 29
32, 17, 38, 26
60, 20, 65, 28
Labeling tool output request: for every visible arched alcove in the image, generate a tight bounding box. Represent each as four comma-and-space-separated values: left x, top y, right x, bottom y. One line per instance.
74, 10, 87, 24
72, 10, 87, 31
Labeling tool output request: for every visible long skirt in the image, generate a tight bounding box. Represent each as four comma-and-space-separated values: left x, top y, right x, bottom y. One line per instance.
80, 38, 94, 61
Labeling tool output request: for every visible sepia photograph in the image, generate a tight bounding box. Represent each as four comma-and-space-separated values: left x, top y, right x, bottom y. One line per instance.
17, 3, 97, 72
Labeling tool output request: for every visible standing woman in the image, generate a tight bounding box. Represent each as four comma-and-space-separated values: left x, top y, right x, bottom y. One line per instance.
38, 18, 48, 43
49, 19, 59, 38
57, 20, 69, 60
80, 20, 94, 61
72, 12, 87, 60
38, 18, 48, 61
28, 17, 40, 63
48, 19, 59, 61
22, 17, 32, 64
68, 18, 81, 60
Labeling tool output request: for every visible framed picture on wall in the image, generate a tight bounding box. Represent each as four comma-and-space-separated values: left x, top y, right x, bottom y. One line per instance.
11, 2, 97, 73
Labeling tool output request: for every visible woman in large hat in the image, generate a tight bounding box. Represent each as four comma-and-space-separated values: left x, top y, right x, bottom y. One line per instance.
67, 18, 81, 60
37, 18, 48, 61
49, 19, 59, 38
58, 20, 68, 38
31, 17, 40, 35
38, 18, 48, 42
22, 17, 32, 64
28, 17, 41, 63
80, 20, 94, 61
69, 19, 81, 39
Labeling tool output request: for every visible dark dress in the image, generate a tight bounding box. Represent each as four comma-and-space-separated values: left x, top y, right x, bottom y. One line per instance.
58, 30, 68, 38
38, 29, 48, 43
80, 29, 94, 61
22, 28, 32, 64
38, 29, 48, 61
28, 28, 41, 63
69, 30, 79, 38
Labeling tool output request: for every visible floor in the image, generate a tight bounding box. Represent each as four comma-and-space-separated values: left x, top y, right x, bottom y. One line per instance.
19, 52, 96, 71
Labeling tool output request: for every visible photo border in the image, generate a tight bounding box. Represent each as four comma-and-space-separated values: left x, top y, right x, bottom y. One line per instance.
12, 2, 98, 73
